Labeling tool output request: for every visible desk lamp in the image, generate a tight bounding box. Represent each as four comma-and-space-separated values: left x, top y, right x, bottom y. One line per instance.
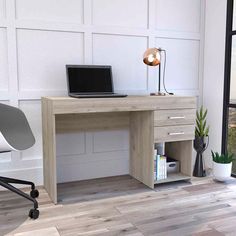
143, 47, 172, 96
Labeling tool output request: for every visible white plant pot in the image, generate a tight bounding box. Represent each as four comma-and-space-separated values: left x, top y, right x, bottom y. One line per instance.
213, 162, 232, 182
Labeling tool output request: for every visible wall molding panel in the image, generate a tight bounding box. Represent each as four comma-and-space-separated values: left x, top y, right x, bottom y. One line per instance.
91, 0, 148, 29
15, 0, 84, 23
155, 0, 201, 33
0, 0, 6, 20
0, 27, 8, 92
0, 0, 205, 185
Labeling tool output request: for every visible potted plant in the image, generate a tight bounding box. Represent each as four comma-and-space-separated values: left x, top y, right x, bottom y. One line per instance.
193, 106, 210, 177
211, 151, 234, 181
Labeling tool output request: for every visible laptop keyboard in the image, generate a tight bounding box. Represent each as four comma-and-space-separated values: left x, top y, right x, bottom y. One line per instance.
70, 93, 127, 98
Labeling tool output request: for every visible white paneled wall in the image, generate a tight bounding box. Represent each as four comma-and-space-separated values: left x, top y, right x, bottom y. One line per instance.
0, 0, 6, 19
0, 0, 205, 185
0, 28, 8, 92
156, 38, 200, 91
93, 34, 148, 92
15, 0, 84, 23
203, 0, 227, 168
17, 30, 84, 92
155, 0, 201, 33
92, 0, 148, 28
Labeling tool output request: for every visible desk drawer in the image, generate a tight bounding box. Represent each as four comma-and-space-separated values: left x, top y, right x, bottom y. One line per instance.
154, 109, 195, 127
154, 125, 195, 143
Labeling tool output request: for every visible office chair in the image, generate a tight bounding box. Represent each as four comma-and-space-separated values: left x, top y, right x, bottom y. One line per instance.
0, 103, 39, 219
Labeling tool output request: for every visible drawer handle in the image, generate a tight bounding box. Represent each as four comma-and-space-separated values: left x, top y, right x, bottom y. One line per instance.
168, 132, 185, 136
168, 116, 186, 120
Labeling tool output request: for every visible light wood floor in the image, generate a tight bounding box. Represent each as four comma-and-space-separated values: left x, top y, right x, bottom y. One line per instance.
1, 175, 236, 236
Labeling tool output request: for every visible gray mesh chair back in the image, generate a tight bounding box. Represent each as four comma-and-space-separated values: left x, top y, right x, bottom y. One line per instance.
0, 103, 35, 151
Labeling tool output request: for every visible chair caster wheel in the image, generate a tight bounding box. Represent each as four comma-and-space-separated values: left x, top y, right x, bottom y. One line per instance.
30, 189, 39, 198
29, 209, 39, 219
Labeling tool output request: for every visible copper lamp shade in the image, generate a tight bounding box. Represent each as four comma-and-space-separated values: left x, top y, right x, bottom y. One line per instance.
143, 48, 161, 66
143, 47, 165, 96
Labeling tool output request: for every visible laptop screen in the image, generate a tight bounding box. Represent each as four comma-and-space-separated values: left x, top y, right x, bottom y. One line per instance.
66, 65, 113, 94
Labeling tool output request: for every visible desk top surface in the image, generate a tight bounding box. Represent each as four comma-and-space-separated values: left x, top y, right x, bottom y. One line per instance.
43, 95, 192, 100
42, 95, 196, 114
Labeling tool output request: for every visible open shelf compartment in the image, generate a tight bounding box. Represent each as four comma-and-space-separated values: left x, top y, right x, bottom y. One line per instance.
154, 172, 191, 184
153, 140, 193, 186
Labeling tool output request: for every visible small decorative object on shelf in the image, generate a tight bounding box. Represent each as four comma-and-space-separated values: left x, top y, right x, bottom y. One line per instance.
193, 106, 209, 177
211, 151, 235, 181
167, 157, 179, 174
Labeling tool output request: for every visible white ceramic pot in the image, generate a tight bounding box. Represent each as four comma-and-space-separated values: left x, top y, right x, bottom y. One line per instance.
213, 161, 232, 181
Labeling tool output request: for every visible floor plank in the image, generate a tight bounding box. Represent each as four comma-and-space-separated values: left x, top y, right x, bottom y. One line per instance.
12, 227, 60, 236
1, 176, 236, 236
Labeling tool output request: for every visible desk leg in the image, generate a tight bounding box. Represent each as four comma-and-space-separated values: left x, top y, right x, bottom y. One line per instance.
42, 100, 57, 204
130, 111, 154, 189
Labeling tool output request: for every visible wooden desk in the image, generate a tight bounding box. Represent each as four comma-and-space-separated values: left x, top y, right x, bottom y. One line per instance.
42, 96, 196, 204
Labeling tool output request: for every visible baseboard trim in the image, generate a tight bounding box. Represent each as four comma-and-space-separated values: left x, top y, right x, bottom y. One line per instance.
0, 167, 43, 189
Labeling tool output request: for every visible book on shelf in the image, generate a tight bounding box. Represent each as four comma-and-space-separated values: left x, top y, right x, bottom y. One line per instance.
154, 146, 167, 181
154, 149, 157, 181
157, 155, 167, 180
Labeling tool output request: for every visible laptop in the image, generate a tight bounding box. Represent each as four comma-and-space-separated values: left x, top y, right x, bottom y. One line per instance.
66, 65, 127, 98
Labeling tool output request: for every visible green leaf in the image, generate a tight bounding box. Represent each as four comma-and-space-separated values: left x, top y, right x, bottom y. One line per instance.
211, 150, 215, 161
196, 111, 200, 122
202, 109, 208, 120
195, 106, 209, 137
205, 126, 209, 136
216, 152, 220, 163
200, 106, 203, 118
203, 120, 206, 132
211, 151, 234, 163
196, 120, 201, 129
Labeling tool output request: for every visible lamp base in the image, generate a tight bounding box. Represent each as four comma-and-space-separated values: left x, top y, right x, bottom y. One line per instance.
150, 92, 166, 96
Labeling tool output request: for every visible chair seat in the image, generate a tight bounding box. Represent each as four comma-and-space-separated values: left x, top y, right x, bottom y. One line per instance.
0, 103, 35, 151
0, 132, 17, 152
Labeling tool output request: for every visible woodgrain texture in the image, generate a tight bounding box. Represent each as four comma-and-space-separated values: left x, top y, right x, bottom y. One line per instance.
154, 109, 196, 127
154, 172, 191, 184
130, 111, 154, 189
56, 112, 129, 133
13, 227, 60, 236
45, 96, 196, 114
42, 98, 57, 203
42, 96, 196, 204
1, 176, 236, 236
154, 125, 195, 143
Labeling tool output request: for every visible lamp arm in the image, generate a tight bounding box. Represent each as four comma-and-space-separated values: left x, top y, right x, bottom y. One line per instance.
158, 59, 161, 94
161, 49, 174, 95
157, 49, 166, 94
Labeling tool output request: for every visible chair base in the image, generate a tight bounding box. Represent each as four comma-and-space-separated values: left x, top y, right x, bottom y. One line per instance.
0, 176, 39, 219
